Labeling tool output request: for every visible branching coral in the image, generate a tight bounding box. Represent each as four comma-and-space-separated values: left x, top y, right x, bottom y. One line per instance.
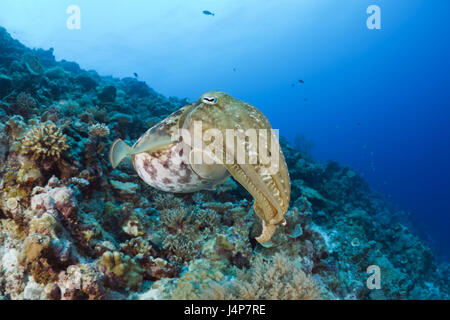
163, 234, 200, 264
203, 252, 323, 300
160, 204, 219, 235
22, 121, 69, 162
88, 123, 110, 137
160, 206, 192, 233
159, 204, 223, 265
153, 193, 184, 210
194, 208, 219, 232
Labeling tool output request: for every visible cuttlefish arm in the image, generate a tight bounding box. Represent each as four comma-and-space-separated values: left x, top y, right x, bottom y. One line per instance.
185, 92, 291, 243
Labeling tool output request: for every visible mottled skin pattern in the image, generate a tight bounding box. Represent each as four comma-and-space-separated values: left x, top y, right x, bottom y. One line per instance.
127, 92, 291, 243
132, 104, 228, 192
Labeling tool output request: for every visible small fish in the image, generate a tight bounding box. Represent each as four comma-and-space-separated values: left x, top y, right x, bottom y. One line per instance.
203, 10, 215, 16
304, 98, 308, 102
133, 72, 139, 78
298, 79, 304, 84
233, 67, 236, 72
291, 84, 295, 87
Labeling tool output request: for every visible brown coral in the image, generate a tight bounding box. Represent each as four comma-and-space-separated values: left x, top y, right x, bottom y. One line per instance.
58, 264, 107, 300
160, 206, 192, 233
22, 122, 69, 163
15, 92, 38, 117
163, 234, 200, 264
18, 233, 58, 284
99, 251, 143, 290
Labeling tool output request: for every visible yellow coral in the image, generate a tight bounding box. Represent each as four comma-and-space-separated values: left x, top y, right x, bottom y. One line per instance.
0, 219, 27, 240
29, 213, 60, 237
82, 229, 95, 242
22, 122, 69, 162
99, 251, 143, 290
17, 159, 43, 183
20, 234, 51, 264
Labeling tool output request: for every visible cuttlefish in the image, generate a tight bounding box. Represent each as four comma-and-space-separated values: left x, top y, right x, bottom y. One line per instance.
110, 91, 290, 243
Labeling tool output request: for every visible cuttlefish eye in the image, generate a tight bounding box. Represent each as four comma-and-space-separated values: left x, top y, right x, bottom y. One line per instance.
202, 96, 218, 105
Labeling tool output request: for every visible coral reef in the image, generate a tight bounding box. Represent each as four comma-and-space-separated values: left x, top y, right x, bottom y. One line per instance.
0, 26, 449, 300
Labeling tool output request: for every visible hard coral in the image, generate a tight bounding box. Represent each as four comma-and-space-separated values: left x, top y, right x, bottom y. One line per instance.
99, 251, 143, 290
164, 234, 200, 264
30, 177, 78, 223
58, 264, 107, 300
22, 121, 68, 163
169, 259, 228, 300
14, 92, 37, 117
88, 123, 110, 137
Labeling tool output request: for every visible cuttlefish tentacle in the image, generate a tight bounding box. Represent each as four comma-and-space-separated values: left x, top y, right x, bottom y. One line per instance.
255, 205, 277, 243
224, 162, 285, 242
237, 169, 279, 242
185, 91, 291, 243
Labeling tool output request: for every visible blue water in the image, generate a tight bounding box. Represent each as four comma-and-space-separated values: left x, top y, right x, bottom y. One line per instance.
1, 0, 448, 258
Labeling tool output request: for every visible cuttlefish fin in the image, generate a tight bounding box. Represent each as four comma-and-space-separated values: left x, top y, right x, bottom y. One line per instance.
109, 138, 172, 169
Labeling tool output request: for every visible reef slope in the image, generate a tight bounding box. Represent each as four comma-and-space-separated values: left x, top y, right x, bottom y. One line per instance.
0, 27, 448, 300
